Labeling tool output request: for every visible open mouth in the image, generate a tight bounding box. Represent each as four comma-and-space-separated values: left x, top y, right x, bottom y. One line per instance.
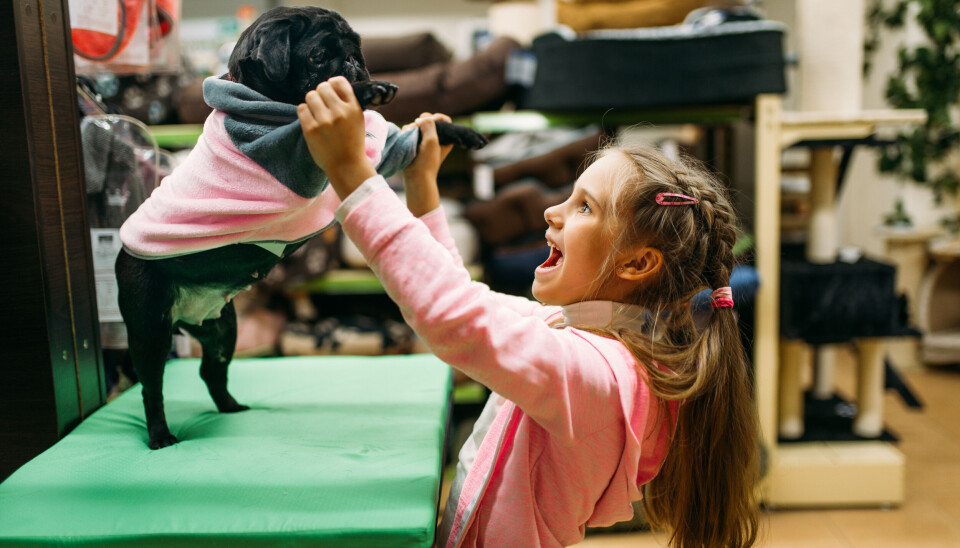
539, 245, 564, 270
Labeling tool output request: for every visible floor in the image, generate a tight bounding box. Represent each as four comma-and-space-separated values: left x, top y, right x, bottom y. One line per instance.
573, 352, 960, 548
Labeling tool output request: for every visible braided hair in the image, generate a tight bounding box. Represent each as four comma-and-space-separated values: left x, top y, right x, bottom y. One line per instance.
578, 143, 760, 548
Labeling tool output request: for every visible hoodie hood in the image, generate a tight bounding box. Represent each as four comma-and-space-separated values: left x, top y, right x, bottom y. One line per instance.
591, 335, 678, 525
558, 302, 679, 525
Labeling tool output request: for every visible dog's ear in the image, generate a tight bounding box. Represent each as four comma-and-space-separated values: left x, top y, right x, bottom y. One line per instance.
237, 18, 292, 83
253, 20, 291, 82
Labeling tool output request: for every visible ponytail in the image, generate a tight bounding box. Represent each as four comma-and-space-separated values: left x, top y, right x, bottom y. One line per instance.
643, 307, 759, 548
578, 143, 760, 547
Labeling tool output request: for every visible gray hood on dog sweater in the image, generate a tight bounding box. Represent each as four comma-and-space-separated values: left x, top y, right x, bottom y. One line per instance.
203, 76, 419, 198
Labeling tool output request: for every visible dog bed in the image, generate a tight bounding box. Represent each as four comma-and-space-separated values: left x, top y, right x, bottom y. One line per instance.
519, 21, 786, 110
0, 355, 452, 547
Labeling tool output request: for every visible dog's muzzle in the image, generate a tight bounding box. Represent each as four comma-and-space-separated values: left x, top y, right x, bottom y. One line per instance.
343, 58, 365, 81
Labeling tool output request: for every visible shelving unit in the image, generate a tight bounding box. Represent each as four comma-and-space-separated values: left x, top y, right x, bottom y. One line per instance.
150, 98, 927, 506
754, 96, 926, 507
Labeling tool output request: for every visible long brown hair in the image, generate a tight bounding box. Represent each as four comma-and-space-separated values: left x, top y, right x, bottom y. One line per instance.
577, 143, 760, 548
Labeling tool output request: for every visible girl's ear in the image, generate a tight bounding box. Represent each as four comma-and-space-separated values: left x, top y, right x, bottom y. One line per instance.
616, 247, 663, 281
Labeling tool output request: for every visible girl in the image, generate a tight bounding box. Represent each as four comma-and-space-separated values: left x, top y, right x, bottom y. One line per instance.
298, 77, 760, 548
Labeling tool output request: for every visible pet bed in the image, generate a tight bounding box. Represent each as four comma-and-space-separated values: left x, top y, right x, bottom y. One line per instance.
520, 21, 786, 110
0, 355, 452, 547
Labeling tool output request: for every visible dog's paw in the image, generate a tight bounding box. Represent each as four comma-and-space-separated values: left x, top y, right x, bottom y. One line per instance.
353, 80, 397, 108
215, 395, 251, 413
435, 121, 489, 150
221, 403, 251, 413
148, 432, 178, 450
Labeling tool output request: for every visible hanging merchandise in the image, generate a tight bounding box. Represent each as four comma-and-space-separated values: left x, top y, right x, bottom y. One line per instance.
70, 0, 180, 74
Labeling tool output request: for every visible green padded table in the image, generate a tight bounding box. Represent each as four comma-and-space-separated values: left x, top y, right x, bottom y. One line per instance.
0, 355, 452, 547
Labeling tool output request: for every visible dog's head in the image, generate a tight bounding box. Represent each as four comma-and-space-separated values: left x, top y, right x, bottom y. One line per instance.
229, 7, 370, 105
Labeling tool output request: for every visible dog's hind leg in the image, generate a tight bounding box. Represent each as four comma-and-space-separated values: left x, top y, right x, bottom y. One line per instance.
116, 251, 178, 449
179, 302, 250, 414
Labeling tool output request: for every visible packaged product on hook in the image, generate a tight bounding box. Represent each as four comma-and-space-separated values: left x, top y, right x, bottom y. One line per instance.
70, 0, 180, 74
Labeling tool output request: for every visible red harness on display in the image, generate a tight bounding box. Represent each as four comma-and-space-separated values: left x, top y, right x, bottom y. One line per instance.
71, 0, 176, 61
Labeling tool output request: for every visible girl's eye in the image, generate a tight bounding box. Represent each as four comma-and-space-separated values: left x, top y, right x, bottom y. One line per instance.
578, 202, 592, 214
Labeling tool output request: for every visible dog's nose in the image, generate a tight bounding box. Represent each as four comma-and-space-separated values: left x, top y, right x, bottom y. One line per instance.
344, 59, 362, 80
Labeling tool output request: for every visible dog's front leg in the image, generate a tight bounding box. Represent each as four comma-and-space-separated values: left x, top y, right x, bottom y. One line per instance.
434, 121, 488, 150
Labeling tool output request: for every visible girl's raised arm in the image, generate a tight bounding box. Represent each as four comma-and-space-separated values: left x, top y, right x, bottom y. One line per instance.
337, 183, 621, 443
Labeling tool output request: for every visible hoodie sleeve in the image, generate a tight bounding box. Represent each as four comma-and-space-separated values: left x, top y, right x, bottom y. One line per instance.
337, 178, 622, 442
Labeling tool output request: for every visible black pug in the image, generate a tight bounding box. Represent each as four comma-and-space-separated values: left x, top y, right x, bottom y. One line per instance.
115, 6, 487, 449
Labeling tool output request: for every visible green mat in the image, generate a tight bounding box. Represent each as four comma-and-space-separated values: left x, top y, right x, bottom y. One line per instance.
0, 355, 452, 547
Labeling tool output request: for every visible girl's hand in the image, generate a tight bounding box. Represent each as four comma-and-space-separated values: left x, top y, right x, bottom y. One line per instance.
297, 76, 377, 199
402, 113, 453, 217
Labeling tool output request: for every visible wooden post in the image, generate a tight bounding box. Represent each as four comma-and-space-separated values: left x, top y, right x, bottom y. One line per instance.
853, 339, 886, 438
754, 94, 783, 465
0, 0, 105, 481
778, 339, 808, 439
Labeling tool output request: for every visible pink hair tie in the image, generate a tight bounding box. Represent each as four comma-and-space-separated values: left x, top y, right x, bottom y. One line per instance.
711, 286, 734, 309
656, 192, 698, 205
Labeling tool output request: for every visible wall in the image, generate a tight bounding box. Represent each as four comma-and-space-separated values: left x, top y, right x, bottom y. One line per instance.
765, 0, 956, 257
183, 0, 490, 60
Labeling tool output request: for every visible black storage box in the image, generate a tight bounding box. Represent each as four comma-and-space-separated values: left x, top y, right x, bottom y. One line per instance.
519, 21, 786, 110
780, 259, 916, 345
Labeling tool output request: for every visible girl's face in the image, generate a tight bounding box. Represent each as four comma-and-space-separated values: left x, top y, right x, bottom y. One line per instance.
533, 153, 627, 306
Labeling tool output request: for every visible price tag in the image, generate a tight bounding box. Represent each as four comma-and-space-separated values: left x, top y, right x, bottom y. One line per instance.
90, 229, 124, 322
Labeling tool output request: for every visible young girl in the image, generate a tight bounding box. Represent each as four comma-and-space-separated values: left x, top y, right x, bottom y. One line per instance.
298, 77, 760, 548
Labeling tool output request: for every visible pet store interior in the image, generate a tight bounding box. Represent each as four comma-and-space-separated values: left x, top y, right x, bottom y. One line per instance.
2, 0, 960, 546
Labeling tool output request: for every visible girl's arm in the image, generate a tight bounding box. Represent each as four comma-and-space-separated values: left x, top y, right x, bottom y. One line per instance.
418, 199, 557, 321
338, 179, 618, 441
299, 79, 618, 439
403, 113, 556, 320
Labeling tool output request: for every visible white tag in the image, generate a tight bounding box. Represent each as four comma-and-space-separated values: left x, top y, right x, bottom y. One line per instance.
505, 50, 537, 88
69, 0, 118, 35
90, 229, 124, 321
95, 272, 123, 322
473, 163, 495, 201
99, 321, 128, 349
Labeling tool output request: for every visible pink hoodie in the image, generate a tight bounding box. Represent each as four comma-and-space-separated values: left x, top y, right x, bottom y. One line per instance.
336, 177, 678, 547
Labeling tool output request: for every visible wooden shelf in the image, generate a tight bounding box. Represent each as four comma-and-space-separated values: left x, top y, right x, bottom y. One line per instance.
779, 109, 926, 148
765, 441, 905, 508
150, 105, 757, 149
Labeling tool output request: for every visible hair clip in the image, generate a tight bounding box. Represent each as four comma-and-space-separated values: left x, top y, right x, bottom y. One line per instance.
656, 192, 698, 205
710, 286, 734, 309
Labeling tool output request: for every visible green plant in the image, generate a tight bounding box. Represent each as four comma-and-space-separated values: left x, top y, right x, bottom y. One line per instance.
864, 0, 960, 205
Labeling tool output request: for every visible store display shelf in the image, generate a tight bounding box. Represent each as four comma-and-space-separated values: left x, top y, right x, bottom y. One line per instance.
149, 123, 203, 148
466, 106, 749, 133
294, 265, 483, 295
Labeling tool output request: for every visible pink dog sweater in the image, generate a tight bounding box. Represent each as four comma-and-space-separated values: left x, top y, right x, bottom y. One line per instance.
120, 76, 418, 259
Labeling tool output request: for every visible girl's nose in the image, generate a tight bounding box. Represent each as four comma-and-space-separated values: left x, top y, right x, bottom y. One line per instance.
544, 204, 561, 228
